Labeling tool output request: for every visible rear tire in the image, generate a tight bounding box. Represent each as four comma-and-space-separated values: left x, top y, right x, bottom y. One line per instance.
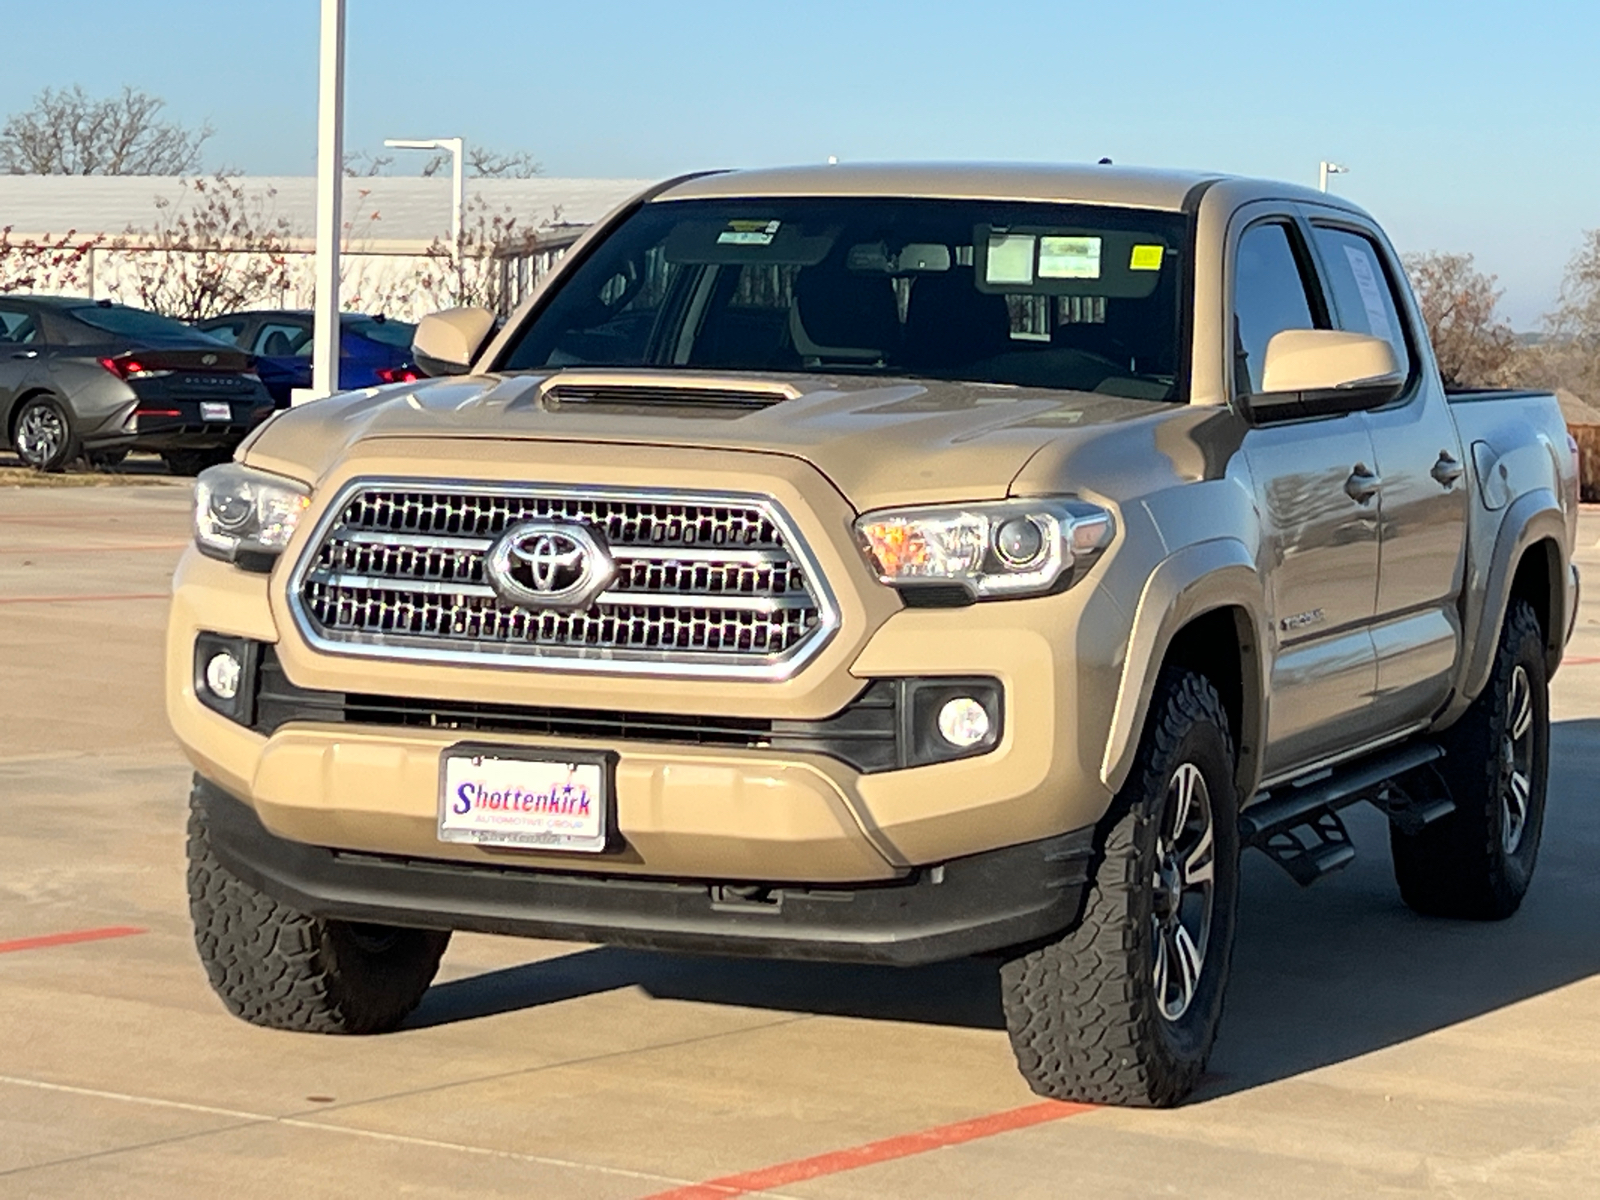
999, 669, 1240, 1107
12, 396, 79, 472
186, 778, 450, 1033
1390, 600, 1548, 920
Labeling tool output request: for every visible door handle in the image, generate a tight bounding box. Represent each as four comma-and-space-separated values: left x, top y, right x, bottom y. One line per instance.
9, 350, 37, 359
1344, 465, 1381, 504
1431, 451, 1464, 488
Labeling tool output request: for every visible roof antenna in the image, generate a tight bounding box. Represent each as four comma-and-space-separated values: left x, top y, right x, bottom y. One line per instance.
1097, 157, 1113, 165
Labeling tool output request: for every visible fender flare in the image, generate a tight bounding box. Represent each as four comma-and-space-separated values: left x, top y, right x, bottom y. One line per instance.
1459, 488, 1569, 704
1100, 538, 1269, 796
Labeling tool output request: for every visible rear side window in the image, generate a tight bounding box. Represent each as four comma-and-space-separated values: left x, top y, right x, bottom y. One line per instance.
1232, 222, 1321, 395
1311, 226, 1412, 382
0, 306, 37, 344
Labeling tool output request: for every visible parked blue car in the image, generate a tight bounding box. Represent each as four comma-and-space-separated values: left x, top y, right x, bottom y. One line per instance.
192, 310, 420, 406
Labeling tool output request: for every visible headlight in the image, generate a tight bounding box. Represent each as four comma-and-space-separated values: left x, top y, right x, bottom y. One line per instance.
194, 462, 312, 568
855, 499, 1113, 602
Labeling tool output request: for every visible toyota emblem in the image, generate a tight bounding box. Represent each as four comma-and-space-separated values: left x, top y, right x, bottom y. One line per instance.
485, 520, 616, 612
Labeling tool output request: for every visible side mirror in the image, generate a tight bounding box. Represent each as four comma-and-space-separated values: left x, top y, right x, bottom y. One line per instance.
412, 307, 496, 377
1243, 329, 1405, 422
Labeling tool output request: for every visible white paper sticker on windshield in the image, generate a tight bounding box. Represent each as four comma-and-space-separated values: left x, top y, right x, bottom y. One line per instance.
718, 219, 781, 246
1039, 236, 1102, 280
986, 234, 1036, 285
1342, 244, 1394, 342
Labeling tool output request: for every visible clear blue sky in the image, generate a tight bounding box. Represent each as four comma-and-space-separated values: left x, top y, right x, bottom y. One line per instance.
5, 0, 1595, 327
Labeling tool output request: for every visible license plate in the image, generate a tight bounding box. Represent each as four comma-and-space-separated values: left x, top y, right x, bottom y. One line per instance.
439, 747, 609, 852
201, 402, 231, 422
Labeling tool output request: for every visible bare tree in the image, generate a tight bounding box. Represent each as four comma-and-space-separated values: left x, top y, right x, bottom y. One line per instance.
403, 196, 549, 311
0, 227, 102, 292
422, 145, 541, 179
344, 149, 395, 178
1535, 229, 1600, 401
0, 85, 211, 176
110, 174, 293, 320
1402, 251, 1517, 388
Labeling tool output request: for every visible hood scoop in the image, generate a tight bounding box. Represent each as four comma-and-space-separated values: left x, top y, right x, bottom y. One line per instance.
537, 372, 802, 416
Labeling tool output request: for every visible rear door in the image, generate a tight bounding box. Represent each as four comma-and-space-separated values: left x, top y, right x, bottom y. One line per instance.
0, 302, 49, 438
1307, 216, 1468, 728
1231, 213, 1382, 778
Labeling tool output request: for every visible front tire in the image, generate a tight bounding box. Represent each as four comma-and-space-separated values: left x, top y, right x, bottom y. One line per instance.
13, 396, 79, 472
999, 669, 1240, 1107
1390, 599, 1549, 919
186, 778, 450, 1033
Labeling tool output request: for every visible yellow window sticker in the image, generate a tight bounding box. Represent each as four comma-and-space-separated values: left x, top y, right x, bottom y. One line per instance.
1039, 236, 1101, 280
1129, 244, 1165, 271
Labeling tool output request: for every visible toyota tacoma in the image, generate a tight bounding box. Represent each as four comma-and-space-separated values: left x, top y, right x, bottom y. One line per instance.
169, 164, 1578, 1106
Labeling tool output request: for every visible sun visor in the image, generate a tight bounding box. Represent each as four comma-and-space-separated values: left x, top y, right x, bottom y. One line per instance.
973, 225, 1171, 298
664, 218, 837, 266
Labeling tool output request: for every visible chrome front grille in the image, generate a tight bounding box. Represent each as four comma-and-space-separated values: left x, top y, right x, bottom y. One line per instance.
289, 482, 838, 678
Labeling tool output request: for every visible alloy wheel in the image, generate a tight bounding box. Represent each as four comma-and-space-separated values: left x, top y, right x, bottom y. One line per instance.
1151, 762, 1216, 1022
1501, 664, 1535, 855
16, 403, 66, 467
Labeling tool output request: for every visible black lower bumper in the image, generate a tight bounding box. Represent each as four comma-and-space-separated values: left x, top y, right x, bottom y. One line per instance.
199, 781, 1096, 967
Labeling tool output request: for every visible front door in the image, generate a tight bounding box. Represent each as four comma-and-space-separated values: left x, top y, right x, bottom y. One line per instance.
1231, 217, 1381, 778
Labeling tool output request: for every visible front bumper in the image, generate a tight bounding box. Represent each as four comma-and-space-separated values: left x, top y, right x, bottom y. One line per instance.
198, 777, 1094, 966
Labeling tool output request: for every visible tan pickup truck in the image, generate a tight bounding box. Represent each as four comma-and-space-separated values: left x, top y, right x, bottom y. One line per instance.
169, 164, 1578, 1107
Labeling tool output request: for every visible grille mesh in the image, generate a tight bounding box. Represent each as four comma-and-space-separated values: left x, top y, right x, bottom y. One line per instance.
295, 485, 829, 668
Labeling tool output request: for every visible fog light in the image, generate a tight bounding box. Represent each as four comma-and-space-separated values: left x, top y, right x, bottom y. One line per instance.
937, 696, 991, 748
204, 651, 242, 701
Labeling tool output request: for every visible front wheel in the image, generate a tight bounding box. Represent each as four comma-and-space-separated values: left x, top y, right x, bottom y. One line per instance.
1391, 599, 1549, 919
187, 778, 450, 1033
999, 669, 1240, 1107
13, 396, 79, 472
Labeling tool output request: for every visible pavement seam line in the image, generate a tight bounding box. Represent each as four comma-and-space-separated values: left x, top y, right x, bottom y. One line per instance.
300, 1012, 817, 1119
0, 1075, 696, 1189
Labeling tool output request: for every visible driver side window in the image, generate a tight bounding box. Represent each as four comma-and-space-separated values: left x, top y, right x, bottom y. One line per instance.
1232, 222, 1321, 396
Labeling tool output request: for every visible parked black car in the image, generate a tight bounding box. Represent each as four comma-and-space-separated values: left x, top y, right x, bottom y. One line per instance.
194, 310, 419, 406
0, 296, 276, 474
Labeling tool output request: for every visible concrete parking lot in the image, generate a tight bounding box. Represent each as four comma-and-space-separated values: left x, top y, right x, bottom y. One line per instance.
3, 481, 1599, 1198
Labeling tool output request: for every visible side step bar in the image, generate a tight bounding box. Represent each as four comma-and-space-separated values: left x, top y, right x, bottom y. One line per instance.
1240, 741, 1452, 886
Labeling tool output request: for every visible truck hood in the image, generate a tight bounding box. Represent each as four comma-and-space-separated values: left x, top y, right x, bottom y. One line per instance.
242, 370, 1171, 510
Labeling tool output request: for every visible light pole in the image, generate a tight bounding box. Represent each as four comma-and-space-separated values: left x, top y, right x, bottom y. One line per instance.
386, 136, 465, 300
1319, 161, 1348, 193
310, 0, 346, 402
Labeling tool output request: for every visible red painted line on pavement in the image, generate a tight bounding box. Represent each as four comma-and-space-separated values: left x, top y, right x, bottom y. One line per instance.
0, 926, 147, 955
0, 592, 167, 605
639, 1100, 1093, 1200
1563, 654, 1600, 665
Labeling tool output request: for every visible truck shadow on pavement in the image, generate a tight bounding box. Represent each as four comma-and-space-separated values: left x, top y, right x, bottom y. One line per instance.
407, 719, 1600, 1099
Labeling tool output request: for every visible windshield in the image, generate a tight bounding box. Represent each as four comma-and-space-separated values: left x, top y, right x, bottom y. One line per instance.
499, 197, 1187, 399
66, 304, 219, 341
